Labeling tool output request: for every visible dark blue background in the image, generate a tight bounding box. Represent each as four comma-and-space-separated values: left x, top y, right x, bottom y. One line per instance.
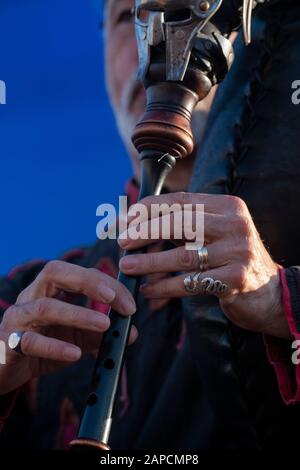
0, 0, 131, 274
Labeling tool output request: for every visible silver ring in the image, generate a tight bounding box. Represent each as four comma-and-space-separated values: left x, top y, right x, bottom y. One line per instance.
184, 274, 227, 295
183, 274, 198, 293
8, 331, 25, 355
197, 247, 209, 272
183, 271, 202, 293
201, 277, 228, 295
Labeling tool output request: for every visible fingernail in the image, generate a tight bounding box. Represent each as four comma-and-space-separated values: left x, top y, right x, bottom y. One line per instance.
92, 314, 110, 330
64, 346, 81, 361
119, 257, 136, 271
121, 298, 136, 315
100, 285, 115, 303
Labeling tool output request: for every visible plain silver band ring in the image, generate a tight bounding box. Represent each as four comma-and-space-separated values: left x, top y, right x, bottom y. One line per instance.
8, 331, 25, 355
197, 247, 209, 272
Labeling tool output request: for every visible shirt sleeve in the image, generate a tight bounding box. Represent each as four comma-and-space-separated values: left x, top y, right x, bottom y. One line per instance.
264, 267, 300, 405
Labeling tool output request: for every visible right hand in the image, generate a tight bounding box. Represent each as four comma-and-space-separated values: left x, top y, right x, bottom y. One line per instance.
0, 260, 137, 395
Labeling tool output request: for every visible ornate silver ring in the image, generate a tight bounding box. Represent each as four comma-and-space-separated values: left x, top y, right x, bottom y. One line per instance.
184, 274, 227, 296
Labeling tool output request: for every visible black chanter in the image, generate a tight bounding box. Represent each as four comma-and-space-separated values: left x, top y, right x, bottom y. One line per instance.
70, 0, 268, 450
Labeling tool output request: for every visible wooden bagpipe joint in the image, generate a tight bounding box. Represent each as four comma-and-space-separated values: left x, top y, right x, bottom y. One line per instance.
132, 63, 212, 160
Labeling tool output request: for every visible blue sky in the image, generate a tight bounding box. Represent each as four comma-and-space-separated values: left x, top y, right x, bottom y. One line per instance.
0, 0, 132, 274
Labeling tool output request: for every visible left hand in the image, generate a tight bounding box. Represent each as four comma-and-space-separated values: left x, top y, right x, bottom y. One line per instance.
118, 192, 290, 339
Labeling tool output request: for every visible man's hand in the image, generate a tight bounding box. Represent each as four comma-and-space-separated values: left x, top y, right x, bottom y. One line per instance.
118, 192, 290, 339
0, 260, 137, 395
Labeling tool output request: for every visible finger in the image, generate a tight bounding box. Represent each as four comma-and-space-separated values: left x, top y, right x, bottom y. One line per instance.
145, 271, 173, 311
139, 265, 242, 299
144, 264, 172, 284
120, 242, 231, 276
128, 325, 138, 345
17, 261, 136, 316
6, 298, 111, 332
119, 212, 225, 250
20, 331, 82, 362
127, 192, 241, 225
17, 261, 116, 304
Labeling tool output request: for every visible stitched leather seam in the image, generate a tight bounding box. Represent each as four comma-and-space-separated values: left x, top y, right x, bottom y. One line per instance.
227, 9, 287, 196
